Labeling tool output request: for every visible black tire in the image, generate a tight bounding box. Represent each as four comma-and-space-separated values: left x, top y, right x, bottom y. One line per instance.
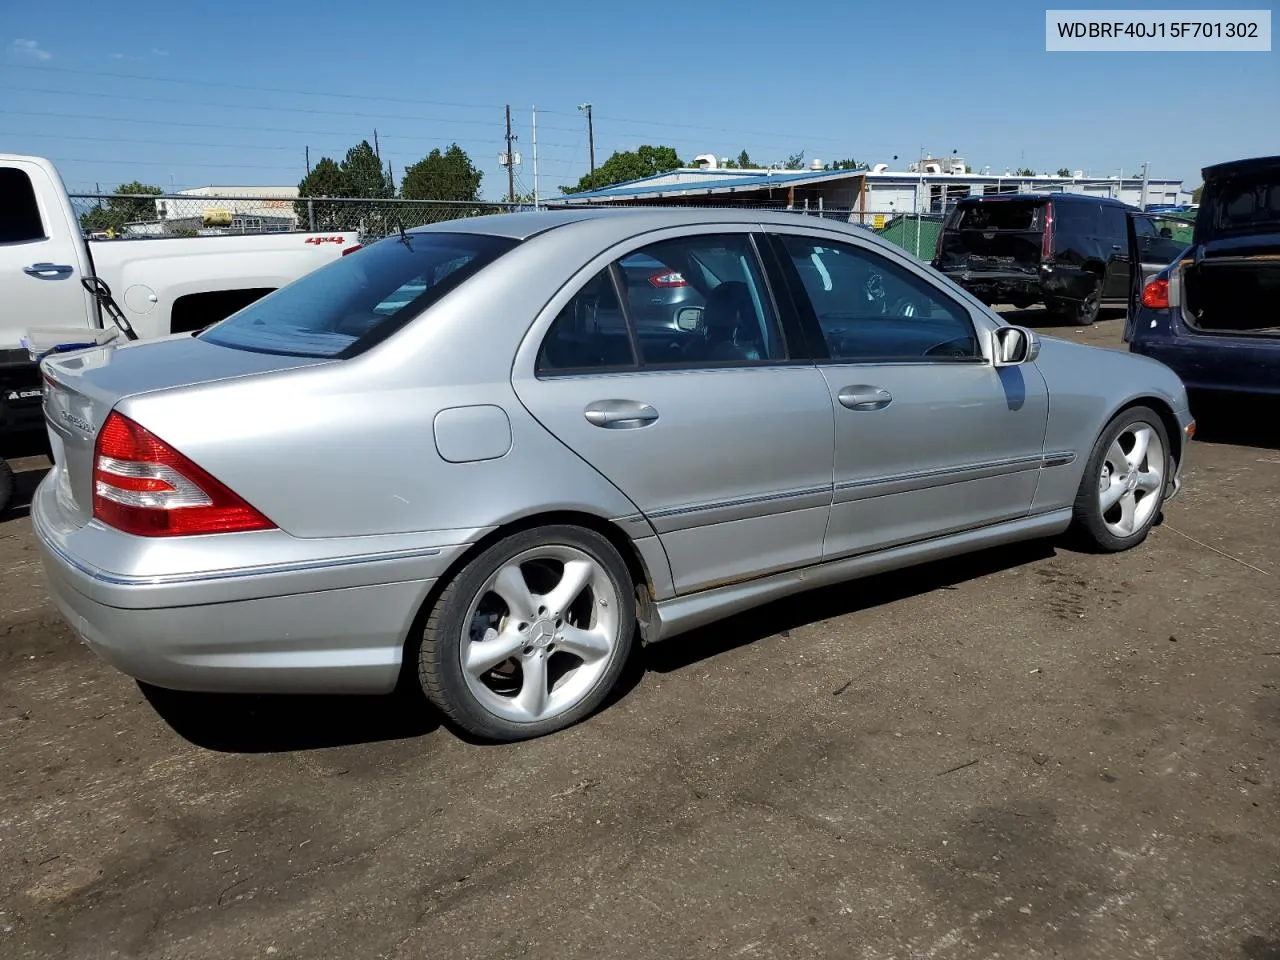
1070, 405, 1171, 553
1068, 278, 1101, 326
0, 458, 13, 517
418, 525, 636, 742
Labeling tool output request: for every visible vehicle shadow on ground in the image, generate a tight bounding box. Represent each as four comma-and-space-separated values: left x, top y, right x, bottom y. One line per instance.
139, 683, 439, 754
1188, 393, 1280, 451
641, 539, 1056, 677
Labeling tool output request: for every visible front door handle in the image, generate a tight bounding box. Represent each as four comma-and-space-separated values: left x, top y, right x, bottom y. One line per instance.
24, 263, 74, 277
584, 399, 660, 428
838, 385, 893, 411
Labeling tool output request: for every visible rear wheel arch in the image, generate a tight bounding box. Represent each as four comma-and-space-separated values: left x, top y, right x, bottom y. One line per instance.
396, 509, 659, 690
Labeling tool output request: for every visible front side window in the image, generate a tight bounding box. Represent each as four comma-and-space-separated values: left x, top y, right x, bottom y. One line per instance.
775, 234, 980, 362
199, 231, 518, 358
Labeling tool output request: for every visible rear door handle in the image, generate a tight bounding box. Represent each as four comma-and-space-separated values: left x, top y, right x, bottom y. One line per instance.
584, 399, 660, 428
24, 263, 74, 276
838, 385, 893, 411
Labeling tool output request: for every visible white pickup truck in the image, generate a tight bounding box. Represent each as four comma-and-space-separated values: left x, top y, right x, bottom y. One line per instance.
0, 153, 360, 510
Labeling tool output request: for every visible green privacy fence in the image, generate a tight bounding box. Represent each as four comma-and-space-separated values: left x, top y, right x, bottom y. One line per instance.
875, 214, 946, 259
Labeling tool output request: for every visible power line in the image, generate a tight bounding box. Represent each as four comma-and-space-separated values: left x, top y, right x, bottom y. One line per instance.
1, 62, 503, 112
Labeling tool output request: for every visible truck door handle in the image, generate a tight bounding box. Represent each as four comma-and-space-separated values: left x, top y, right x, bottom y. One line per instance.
584, 400, 659, 428
24, 263, 74, 277
838, 385, 893, 411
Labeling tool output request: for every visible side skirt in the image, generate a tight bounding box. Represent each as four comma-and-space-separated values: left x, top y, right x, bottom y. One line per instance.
642, 508, 1073, 644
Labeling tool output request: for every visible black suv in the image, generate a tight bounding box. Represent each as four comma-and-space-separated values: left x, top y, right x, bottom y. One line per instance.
932, 192, 1136, 325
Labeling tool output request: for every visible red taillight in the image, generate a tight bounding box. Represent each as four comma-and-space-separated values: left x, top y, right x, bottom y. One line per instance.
1041, 201, 1054, 259
341, 244, 362, 256
1141, 277, 1170, 309
648, 271, 687, 288
92, 411, 275, 537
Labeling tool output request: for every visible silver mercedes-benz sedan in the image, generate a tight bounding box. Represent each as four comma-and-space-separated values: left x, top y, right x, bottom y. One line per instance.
32, 208, 1194, 742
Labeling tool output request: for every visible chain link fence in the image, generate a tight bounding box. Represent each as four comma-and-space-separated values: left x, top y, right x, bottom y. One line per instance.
69, 193, 529, 244
69, 188, 1192, 262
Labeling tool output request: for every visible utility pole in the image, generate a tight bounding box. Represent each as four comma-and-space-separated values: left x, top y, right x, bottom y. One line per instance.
373, 129, 380, 161
504, 104, 517, 203
1140, 160, 1150, 210
532, 105, 539, 208
579, 102, 595, 179
305, 145, 310, 175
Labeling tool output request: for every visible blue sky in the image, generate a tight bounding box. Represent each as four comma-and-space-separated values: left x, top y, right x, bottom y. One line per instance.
2, 0, 1277, 198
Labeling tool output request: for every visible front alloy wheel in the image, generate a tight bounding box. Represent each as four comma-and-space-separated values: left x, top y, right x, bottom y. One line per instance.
1071, 405, 1170, 552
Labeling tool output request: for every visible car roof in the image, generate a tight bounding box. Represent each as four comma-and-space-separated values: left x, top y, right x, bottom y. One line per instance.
955, 192, 1129, 207
404, 205, 919, 256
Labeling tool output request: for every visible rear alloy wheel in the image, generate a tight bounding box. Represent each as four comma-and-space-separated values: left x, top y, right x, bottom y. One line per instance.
1071, 405, 1170, 552
1070, 280, 1101, 326
419, 526, 636, 741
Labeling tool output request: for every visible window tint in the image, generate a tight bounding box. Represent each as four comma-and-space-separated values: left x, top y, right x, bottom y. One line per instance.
0, 168, 46, 244
199, 231, 517, 358
1053, 201, 1098, 234
1099, 205, 1128, 241
617, 233, 786, 366
953, 200, 1044, 231
777, 235, 980, 362
536, 268, 636, 374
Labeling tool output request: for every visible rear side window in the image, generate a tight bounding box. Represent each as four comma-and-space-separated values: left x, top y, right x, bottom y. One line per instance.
0, 167, 46, 244
1099, 205, 1128, 241
536, 269, 636, 374
199, 232, 518, 358
1052, 201, 1099, 234
952, 201, 1044, 232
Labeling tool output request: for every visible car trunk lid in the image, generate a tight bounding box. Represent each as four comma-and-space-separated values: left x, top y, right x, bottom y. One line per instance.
41, 335, 329, 527
934, 198, 1047, 273
1179, 160, 1280, 335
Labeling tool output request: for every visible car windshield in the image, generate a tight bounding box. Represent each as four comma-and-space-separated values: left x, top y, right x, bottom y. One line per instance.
952, 200, 1044, 231
199, 231, 519, 358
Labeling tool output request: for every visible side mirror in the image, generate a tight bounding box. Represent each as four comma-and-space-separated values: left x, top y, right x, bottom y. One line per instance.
992, 325, 1040, 366
675, 306, 704, 332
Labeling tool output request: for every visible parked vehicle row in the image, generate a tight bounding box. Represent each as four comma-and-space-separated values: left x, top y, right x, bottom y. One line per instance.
33, 207, 1193, 742
0, 154, 360, 512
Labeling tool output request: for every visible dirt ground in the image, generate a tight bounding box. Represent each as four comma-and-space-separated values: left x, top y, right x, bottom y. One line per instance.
2, 313, 1278, 960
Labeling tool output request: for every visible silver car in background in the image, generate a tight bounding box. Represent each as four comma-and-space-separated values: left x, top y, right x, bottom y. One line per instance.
33, 208, 1195, 742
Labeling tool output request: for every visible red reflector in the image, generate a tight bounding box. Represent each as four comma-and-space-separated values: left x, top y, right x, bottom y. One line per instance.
1141, 277, 1170, 309
648, 271, 687, 288
92, 411, 276, 537
341, 244, 362, 256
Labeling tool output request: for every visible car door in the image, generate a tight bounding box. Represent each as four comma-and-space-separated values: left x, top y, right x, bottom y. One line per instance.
511, 227, 836, 595
1098, 203, 1132, 301
0, 159, 96, 350
761, 228, 1049, 561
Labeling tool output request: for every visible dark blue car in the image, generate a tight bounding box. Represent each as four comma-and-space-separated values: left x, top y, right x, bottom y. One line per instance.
1125, 155, 1280, 397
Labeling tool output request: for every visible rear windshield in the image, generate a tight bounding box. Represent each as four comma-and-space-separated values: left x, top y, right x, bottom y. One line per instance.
951, 200, 1045, 232
1202, 171, 1280, 238
199, 231, 519, 358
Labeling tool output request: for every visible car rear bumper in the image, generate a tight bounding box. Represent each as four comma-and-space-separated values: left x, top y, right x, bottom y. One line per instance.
31, 474, 480, 695
1128, 308, 1280, 396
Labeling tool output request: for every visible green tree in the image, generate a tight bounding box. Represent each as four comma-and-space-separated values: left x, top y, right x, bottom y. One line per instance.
826, 158, 864, 171
79, 181, 163, 235
295, 157, 350, 230
561, 145, 683, 193
1056, 167, 1072, 177
784, 150, 805, 170
1015, 167, 1037, 176
341, 140, 393, 198
400, 144, 483, 202
1192, 183, 1203, 203
722, 150, 754, 170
